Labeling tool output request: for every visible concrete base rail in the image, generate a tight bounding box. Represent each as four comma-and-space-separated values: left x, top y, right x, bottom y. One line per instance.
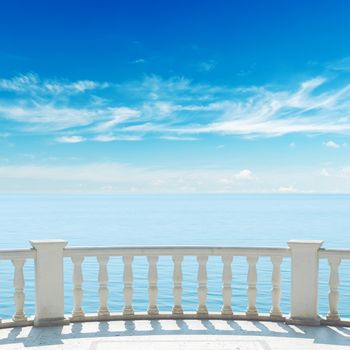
0, 240, 349, 328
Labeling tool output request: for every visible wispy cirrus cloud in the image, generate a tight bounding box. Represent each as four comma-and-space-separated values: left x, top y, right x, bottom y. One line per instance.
0, 73, 109, 95
197, 60, 217, 72
92, 107, 141, 132
327, 57, 350, 72
130, 58, 146, 64
2, 73, 350, 141
0, 104, 101, 131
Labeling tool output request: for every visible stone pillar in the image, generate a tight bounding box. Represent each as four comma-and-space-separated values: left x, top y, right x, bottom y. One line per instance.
30, 240, 68, 326
287, 240, 323, 325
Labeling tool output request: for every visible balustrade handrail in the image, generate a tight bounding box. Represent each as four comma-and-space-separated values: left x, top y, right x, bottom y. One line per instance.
0, 249, 35, 260
63, 246, 290, 257
319, 249, 350, 259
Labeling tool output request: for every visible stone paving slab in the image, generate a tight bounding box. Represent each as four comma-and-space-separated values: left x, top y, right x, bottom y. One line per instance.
0, 319, 350, 349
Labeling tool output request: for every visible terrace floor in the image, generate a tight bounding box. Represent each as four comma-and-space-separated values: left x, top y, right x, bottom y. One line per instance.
1, 319, 350, 349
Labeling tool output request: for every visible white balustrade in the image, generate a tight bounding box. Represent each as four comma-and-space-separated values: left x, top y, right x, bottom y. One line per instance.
123, 255, 134, 316
147, 255, 159, 315
246, 255, 258, 317
71, 256, 84, 319
11, 258, 26, 322
172, 255, 184, 315
3, 240, 350, 328
221, 255, 233, 316
197, 255, 208, 316
97, 256, 110, 317
270, 256, 283, 318
326, 256, 341, 321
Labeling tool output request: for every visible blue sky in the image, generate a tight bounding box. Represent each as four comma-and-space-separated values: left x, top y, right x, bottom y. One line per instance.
1, 0, 350, 193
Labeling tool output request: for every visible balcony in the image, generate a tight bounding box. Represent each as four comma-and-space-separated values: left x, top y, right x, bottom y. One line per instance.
0, 240, 350, 349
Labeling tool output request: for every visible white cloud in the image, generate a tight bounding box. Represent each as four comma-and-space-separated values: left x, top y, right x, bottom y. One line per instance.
198, 60, 217, 72
0, 164, 260, 193
3, 73, 350, 140
92, 107, 140, 132
94, 134, 142, 142
1, 162, 350, 193
0, 73, 108, 94
0, 104, 101, 131
341, 166, 350, 177
315, 165, 350, 179
63, 80, 103, 92
131, 58, 146, 64
159, 135, 198, 141
56, 136, 85, 143
93, 135, 117, 142
0, 73, 38, 91
324, 140, 340, 148
235, 169, 254, 180
327, 57, 350, 72
278, 185, 297, 193
320, 168, 330, 177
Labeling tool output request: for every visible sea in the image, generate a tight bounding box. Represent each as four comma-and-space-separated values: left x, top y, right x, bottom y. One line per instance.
0, 194, 350, 319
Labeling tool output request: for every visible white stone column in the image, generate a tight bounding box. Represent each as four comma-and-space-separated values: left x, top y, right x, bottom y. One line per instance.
287, 240, 323, 325
30, 240, 68, 327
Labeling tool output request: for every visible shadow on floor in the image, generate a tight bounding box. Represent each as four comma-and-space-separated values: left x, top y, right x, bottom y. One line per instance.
0, 319, 350, 348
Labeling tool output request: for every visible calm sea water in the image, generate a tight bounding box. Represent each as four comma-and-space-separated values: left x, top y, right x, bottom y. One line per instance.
0, 194, 350, 319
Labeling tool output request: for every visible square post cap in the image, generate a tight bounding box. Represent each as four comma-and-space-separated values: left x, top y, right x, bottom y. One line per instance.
30, 240, 68, 249
288, 240, 323, 249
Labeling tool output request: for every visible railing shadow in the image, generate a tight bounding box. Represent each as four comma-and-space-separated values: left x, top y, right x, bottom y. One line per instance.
0, 320, 349, 348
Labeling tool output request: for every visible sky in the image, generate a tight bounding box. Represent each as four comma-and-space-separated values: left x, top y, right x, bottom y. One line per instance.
1, 0, 350, 193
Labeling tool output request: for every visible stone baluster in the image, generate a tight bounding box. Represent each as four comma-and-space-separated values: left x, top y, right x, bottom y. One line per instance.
327, 256, 341, 321
147, 256, 159, 315
221, 255, 233, 316
97, 256, 110, 317
71, 256, 85, 319
270, 256, 283, 318
11, 258, 27, 322
246, 255, 258, 317
197, 255, 208, 316
172, 255, 184, 315
123, 256, 134, 316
